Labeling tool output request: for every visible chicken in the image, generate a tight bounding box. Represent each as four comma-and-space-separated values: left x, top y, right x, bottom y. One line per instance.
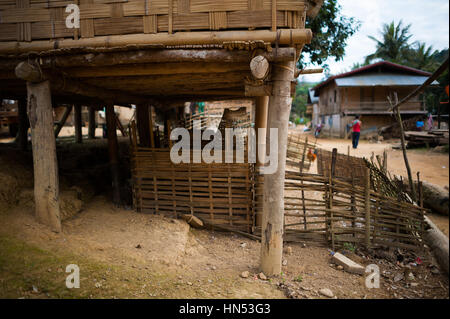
307, 148, 317, 162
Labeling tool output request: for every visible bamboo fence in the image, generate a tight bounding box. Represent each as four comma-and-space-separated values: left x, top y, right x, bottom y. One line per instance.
130, 123, 254, 232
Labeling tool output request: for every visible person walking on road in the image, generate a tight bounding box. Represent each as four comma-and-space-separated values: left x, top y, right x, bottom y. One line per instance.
351, 115, 361, 149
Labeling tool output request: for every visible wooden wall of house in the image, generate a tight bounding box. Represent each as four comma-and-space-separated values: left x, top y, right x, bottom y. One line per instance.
340, 86, 424, 112
318, 83, 341, 116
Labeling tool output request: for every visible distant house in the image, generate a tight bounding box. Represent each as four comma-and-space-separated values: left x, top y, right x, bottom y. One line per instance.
306, 89, 319, 127
312, 61, 436, 138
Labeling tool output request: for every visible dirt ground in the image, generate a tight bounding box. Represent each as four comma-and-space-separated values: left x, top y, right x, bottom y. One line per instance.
0, 130, 449, 299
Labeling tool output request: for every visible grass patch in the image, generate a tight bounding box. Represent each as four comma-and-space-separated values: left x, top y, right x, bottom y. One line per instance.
0, 235, 189, 299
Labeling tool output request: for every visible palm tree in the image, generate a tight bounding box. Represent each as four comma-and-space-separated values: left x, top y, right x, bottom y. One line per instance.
365, 20, 413, 64
406, 42, 438, 72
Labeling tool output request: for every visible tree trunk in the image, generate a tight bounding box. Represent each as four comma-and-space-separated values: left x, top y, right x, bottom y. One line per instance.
74, 104, 82, 143
26, 80, 61, 232
88, 107, 96, 139
106, 104, 121, 205
260, 60, 294, 276
136, 103, 150, 147
16, 97, 29, 151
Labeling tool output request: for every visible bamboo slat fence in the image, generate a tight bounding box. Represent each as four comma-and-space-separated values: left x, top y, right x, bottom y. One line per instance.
130, 118, 426, 252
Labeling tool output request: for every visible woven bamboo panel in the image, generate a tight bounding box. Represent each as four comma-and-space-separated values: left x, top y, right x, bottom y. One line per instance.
317, 148, 368, 186
131, 146, 254, 233
254, 171, 426, 251
0, 0, 308, 41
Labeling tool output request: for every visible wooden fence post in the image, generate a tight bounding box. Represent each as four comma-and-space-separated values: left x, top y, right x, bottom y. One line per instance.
365, 167, 371, 248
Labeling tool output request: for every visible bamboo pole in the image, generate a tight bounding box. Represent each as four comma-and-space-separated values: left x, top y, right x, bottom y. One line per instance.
389, 92, 416, 202
0, 30, 313, 55
365, 167, 371, 248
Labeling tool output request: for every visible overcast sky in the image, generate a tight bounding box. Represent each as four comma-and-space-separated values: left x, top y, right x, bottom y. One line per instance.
299, 0, 450, 83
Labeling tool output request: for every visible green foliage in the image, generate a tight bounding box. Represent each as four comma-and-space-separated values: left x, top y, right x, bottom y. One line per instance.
300, 0, 361, 69
342, 242, 356, 253
294, 275, 303, 283
291, 82, 316, 121
361, 19, 449, 115
365, 20, 413, 64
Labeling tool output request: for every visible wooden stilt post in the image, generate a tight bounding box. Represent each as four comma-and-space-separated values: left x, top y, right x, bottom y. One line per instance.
255, 96, 269, 227
106, 104, 121, 205
149, 105, 155, 148
136, 103, 150, 147
16, 97, 29, 151
74, 104, 82, 143
260, 60, 294, 276
54, 105, 72, 138
26, 80, 62, 232
88, 107, 96, 139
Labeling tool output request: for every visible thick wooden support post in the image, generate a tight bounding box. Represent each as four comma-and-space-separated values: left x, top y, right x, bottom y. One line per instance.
136, 104, 150, 147
74, 104, 82, 143
106, 104, 121, 205
260, 60, 294, 276
88, 107, 96, 139
17, 98, 29, 151
26, 80, 61, 232
255, 96, 269, 227
54, 105, 72, 138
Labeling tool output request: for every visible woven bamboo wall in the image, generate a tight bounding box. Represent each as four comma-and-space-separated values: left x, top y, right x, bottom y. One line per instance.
131, 147, 255, 232
0, 0, 308, 42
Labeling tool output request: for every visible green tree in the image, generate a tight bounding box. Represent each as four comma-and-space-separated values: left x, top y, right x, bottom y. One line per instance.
291, 83, 316, 121
300, 0, 361, 68
365, 20, 413, 64
405, 42, 438, 72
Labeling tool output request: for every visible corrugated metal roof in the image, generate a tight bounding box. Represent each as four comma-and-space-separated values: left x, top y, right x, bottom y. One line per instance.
335, 73, 439, 87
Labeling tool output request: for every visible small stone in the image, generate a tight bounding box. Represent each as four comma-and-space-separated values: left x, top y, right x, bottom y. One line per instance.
211, 266, 217, 270
240, 271, 250, 278
286, 247, 293, 255
319, 288, 334, 298
187, 282, 193, 286
258, 272, 267, 280
410, 283, 419, 287
408, 273, 415, 281
32, 286, 39, 294
337, 265, 344, 270
135, 244, 142, 249
282, 259, 288, 266
240, 243, 247, 248
95, 282, 102, 288
394, 273, 404, 282
301, 243, 307, 248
